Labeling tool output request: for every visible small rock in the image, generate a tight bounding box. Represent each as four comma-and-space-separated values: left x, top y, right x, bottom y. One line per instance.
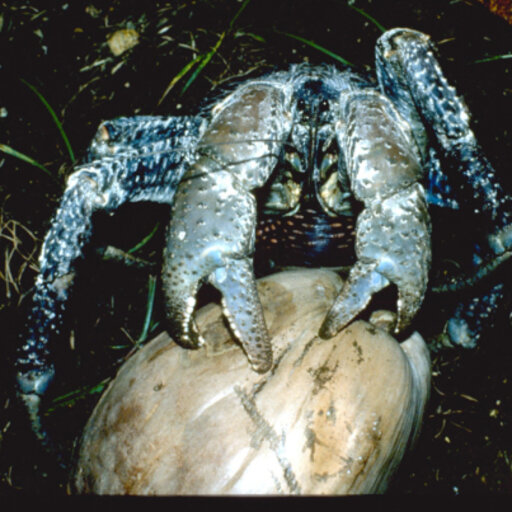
107, 29, 139, 57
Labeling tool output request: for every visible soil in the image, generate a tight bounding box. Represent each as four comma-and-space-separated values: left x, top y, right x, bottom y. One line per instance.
1, 0, 512, 496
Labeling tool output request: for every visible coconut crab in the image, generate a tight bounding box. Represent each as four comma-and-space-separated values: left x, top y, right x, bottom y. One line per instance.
16, 28, 512, 442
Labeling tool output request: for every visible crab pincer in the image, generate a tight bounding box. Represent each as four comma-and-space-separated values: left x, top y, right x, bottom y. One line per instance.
162, 82, 292, 373
320, 90, 431, 338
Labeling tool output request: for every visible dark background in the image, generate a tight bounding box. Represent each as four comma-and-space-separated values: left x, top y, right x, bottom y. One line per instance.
1, 0, 512, 495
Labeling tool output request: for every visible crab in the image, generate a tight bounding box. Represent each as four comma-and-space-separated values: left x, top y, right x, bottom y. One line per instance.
16, 28, 512, 443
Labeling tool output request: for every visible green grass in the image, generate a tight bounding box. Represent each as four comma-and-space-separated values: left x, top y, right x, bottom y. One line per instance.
137, 274, 157, 344
159, 0, 252, 103
276, 30, 354, 67
127, 222, 160, 254
1, 79, 76, 180
473, 53, 512, 64
0, 143, 53, 177
21, 79, 76, 164
348, 4, 386, 33
47, 378, 110, 412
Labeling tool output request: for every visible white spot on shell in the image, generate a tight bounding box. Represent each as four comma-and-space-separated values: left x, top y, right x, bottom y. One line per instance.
214, 267, 228, 284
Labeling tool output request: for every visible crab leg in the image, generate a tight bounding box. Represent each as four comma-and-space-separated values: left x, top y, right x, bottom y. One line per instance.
163, 82, 291, 373
320, 90, 431, 338
376, 28, 512, 249
17, 116, 205, 434
376, 28, 512, 345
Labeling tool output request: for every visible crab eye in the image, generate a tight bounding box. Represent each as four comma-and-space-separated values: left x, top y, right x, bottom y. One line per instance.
297, 99, 306, 112
319, 99, 329, 112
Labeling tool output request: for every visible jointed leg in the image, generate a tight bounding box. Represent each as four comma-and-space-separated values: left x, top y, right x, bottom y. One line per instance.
375, 28, 512, 345
86, 115, 206, 161
376, 28, 512, 241
17, 115, 205, 398
445, 283, 506, 348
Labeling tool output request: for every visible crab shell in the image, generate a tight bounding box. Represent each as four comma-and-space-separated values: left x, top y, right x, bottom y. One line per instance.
73, 269, 430, 495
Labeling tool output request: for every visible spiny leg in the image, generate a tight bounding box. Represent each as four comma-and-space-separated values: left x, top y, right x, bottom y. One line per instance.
17, 115, 204, 441
445, 283, 506, 348
375, 28, 512, 345
376, 28, 512, 238
86, 115, 205, 160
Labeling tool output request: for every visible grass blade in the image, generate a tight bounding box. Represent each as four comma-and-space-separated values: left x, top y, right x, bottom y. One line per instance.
239, 32, 266, 43
228, 0, 252, 30
158, 53, 204, 106
137, 274, 157, 344
178, 0, 252, 96
473, 53, 512, 64
48, 378, 110, 412
180, 0, 252, 95
276, 30, 354, 67
127, 222, 160, 254
21, 79, 76, 163
180, 32, 226, 95
348, 5, 386, 33
0, 143, 53, 177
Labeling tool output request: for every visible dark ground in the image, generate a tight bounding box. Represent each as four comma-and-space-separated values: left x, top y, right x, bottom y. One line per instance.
1, 0, 512, 496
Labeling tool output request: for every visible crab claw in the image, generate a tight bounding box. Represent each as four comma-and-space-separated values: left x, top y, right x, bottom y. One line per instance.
162, 81, 291, 373
320, 90, 431, 339
319, 262, 389, 339
320, 184, 431, 338
162, 168, 273, 373
209, 258, 272, 372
